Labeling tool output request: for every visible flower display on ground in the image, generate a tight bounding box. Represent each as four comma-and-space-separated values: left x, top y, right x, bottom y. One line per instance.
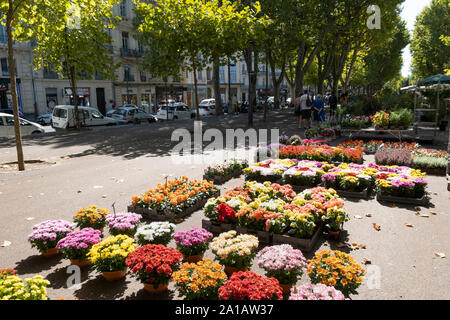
105, 212, 142, 236
283, 160, 332, 187
210, 231, 258, 270
126, 244, 183, 288
307, 250, 365, 297
172, 259, 227, 300
243, 159, 297, 182
135, 222, 176, 246
204, 159, 248, 179
256, 245, 307, 285
278, 145, 363, 163
172, 227, 213, 258
218, 271, 283, 300
56, 228, 102, 261
0, 275, 50, 300
88, 235, 137, 272
372, 164, 428, 198
131, 176, 218, 215
28, 220, 76, 253
289, 283, 346, 300
73, 205, 110, 230
321, 163, 377, 193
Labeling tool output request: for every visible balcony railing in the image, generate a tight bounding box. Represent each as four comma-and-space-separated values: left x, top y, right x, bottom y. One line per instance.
120, 48, 142, 58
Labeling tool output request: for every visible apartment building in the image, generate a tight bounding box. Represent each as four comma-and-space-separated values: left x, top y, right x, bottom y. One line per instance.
0, 0, 289, 119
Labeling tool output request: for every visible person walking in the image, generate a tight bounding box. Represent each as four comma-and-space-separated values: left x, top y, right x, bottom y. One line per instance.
299, 90, 312, 129
313, 94, 325, 127
328, 93, 338, 124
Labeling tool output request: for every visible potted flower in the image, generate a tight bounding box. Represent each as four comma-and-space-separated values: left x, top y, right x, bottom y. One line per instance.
56, 228, 102, 267
320, 205, 349, 240
135, 222, 176, 246
126, 244, 183, 293
289, 283, 346, 300
256, 245, 307, 295
371, 111, 390, 129
210, 231, 258, 276
73, 205, 109, 231
172, 258, 227, 300
88, 234, 137, 281
307, 250, 365, 297
218, 271, 283, 300
0, 275, 50, 300
28, 220, 76, 257
105, 212, 142, 236
172, 227, 213, 263
0, 269, 16, 278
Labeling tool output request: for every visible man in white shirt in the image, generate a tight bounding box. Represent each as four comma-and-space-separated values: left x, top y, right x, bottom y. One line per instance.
299, 90, 312, 129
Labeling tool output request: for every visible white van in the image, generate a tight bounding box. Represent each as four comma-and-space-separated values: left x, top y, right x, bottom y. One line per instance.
0, 112, 45, 137
52, 105, 118, 129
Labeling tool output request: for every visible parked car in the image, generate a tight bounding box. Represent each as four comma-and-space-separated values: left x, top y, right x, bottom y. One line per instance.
111, 107, 157, 123
37, 113, 53, 125
106, 104, 138, 117
51, 105, 118, 129
157, 103, 191, 120
0, 112, 45, 137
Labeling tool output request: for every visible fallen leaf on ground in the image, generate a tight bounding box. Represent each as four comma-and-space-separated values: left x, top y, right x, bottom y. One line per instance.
26, 217, 34, 221
175, 218, 184, 223
372, 223, 381, 231
362, 258, 371, 265
93, 186, 104, 189
0, 240, 11, 247
102, 195, 107, 198
434, 252, 446, 258
390, 203, 397, 208
27, 195, 32, 198
419, 214, 430, 218
366, 213, 372, 217
405, 223, 414, 228
415, 207, 421, 211
429, 211, 437, 215
415, 212, 421, 216
354, 215, 363, 219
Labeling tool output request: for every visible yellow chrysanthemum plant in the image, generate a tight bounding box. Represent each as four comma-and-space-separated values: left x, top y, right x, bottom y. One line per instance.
307, 250, 365, 297
73, 205, 110, 230
88, 235, 137, 273
172, 258, 227, 300
0, 275, 50, 300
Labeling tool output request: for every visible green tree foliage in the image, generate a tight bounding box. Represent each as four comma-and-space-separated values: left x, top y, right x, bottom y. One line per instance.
32, 0, 120, 129
411, 0, 450, 80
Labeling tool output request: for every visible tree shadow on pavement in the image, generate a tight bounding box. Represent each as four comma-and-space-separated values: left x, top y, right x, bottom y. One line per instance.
14, 254, 62, 275
73, 274, 130, 300
46, 266, 90, 290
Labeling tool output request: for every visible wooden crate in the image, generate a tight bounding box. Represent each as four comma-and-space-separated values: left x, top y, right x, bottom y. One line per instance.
272, 224, 323, 252
376, 192, 429, 206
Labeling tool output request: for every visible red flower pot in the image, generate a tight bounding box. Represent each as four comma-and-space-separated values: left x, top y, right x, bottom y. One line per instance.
183, 254, 204, 263
280, 283, 293, 295
328, 230, 340, 240
70, 259, 89, 267
102, 269, 127, 281
143, 283, 168, 294
41, 248, 59, 257
224, 266, 247, 276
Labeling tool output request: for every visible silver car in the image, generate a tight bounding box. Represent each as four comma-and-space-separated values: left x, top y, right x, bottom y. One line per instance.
111, 107, 157, 123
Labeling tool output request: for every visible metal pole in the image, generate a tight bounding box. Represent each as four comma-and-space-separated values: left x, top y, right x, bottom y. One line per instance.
228, 59, 231, 113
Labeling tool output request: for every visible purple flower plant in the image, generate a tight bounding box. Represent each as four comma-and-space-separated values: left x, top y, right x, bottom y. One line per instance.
322, 173, 337, 182
172, 227, 213, 257
257, 244, 307, 272
289, 283, 346, 300
105, 212, 142, 236
57, 228, 102, 250
28, 220, 76, 252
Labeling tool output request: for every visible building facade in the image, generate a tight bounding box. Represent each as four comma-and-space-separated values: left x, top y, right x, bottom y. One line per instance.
0, 0, 290, 119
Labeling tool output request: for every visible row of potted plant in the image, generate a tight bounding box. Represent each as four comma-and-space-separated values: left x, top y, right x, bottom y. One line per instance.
341, 115, 371, 129
0, 272, 50, 300
203, 159, 249, 184
204, 181, 348, 237
339, 140, 420, 154
278, 145, 364, 163
375, 148, 448, 173
374, 165, 428, 199
130, 176, 219, 217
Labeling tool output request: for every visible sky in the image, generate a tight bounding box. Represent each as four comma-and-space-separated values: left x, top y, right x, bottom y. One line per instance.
400, 0, 433, 77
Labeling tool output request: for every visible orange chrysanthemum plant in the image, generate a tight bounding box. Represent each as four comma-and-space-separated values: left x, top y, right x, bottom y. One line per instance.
307, 250, 365, 297
172, 258, 227, 300
73, 205, 110, 230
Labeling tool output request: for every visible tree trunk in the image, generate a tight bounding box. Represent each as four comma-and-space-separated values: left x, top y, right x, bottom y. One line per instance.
264, 55, 268, 121
193, 63, 200, 121
69, 66, 80, 130
6, 4, 25, 171
213, 60, 223, 115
